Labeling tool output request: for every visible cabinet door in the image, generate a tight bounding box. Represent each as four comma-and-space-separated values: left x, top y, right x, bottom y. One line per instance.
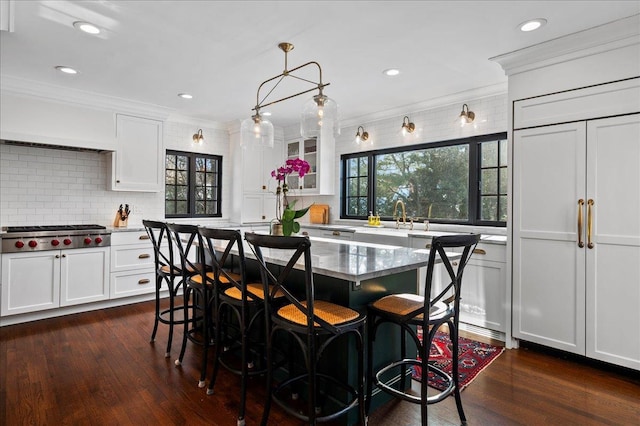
513, 122, 587, 354
1, 252, 60, 316
111, 114, 163, 192
60, 248, 110, 306
460, 257, 506, 333
243, 194, 269, 223
586, 114, 640, 369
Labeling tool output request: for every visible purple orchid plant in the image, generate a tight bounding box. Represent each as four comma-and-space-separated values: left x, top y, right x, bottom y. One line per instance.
271, 158, 313, 236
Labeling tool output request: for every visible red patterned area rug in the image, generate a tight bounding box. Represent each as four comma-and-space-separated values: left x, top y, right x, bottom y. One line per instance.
412, 330, 504, 391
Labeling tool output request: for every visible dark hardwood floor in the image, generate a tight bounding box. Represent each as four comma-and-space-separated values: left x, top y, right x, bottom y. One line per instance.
1, 299, 638, 425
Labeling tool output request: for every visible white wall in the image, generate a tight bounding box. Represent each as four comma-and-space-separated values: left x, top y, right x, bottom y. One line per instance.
0, 144, 163, 226
0, 119, 232, 228
287, 93, 508, 224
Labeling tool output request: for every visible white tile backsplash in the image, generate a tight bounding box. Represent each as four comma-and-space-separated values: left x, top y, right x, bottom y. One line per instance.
0, 144, 163, 227
0, 120, 234, 228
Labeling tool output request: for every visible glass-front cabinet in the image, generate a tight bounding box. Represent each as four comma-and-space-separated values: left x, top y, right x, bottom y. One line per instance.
286, 135, 334, 195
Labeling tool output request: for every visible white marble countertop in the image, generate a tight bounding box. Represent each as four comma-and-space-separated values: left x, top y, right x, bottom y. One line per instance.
241, 233, 459, 283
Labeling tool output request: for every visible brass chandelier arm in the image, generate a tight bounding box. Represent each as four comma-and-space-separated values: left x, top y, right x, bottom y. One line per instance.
253, 60, 329, 112
253, 84, 330, 111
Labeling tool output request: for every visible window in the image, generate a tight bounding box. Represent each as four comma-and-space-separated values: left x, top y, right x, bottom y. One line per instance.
165, 150, 222, 218
341, 132, 507, 226
344, 156, 369, 216
478, 139, 508, 223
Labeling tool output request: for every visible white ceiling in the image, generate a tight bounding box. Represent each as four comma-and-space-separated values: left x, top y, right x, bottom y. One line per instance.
1, 1, 639, 128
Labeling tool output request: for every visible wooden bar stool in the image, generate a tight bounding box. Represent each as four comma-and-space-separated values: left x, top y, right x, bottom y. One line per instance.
143, 219, 186, 358
200, 227, 277, 426
365, 233, 480, 426
245, 232, 367, 426
166, 223, 214, 388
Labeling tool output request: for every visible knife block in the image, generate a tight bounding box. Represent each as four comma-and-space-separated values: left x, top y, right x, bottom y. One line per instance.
113, 212, 129, 228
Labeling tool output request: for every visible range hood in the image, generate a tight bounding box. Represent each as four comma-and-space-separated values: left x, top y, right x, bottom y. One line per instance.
0, 139, 110, 154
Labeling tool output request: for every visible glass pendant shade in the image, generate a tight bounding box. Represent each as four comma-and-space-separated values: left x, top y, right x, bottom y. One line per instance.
240, 115, 274, 148
300, 94, 340, 138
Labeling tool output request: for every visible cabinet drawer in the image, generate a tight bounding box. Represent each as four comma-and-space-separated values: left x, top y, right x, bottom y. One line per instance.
467, 243, 505, 263
111, 245, 154, 272
110, 269, 156, 299
111, 231, 151, 246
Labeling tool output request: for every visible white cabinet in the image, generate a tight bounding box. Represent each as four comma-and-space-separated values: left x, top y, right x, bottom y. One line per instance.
236, 139, 283, 223
110, 231, 156, 299
410, 235, 507, 337
513, 85, 640, 369
301, 227, 354, 241
242, 193, 277, 223
1, 248, 110, 316
109, 114, 163, 192
457, 243, 506, 333
285, 134, 335, 195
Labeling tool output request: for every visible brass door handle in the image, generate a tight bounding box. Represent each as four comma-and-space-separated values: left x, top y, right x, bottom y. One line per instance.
577, 199, 585, 248
587, 199, 594, 249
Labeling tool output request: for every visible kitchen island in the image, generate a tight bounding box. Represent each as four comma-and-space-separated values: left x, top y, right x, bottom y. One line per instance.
235, 232, 461, 423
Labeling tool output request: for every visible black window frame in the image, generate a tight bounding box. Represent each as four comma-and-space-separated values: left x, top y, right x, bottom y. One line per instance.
165, 150, 223, 219
340, 132, 507, 227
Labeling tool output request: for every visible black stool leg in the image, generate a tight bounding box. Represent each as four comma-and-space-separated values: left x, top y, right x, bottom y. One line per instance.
450, 323, 467, 424
150, 274, 161, 343
365, 314, 376, 415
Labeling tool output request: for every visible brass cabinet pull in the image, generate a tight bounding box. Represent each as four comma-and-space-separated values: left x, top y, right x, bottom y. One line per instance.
425, 243, 432, 249
587, 199, 594, 249
332, 231, 341, 236
262, 185, 266, 190
138, 279, 150, 285
302, 231, 309, 236
138, 253, 151, 259
139, 235, 150, 240
473, 248, 486, 255
577, 199, 585, 248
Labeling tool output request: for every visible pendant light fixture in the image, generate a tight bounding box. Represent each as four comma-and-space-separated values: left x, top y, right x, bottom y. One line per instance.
401, 116, 415, 136
457, 104, 475, 126
241, 42, 339, 148
355, 126, 369, 144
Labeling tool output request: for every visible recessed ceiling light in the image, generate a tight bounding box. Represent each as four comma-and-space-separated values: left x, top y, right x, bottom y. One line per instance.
383, 68, 400, 77
55, 66, 78, 74
519, 18, 547, 32
178, 93, 193, 99
73, 21, 100, 35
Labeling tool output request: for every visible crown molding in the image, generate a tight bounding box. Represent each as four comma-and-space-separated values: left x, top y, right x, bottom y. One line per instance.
1, 75, 173, 120
491, 14, 640, 76
165, 113, 227, 130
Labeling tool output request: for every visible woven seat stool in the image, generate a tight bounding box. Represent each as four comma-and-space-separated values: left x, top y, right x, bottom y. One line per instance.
245, 232, 367, 426
166, 223, 215, 388
200, 227, 280, 426
365, 233, 480, 426
143, 220, 190, 358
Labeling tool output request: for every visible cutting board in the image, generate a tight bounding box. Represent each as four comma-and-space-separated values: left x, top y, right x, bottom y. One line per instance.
309, 204, 330, 224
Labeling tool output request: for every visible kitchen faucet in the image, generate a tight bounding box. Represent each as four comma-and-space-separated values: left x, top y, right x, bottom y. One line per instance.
393, 200, 413, 230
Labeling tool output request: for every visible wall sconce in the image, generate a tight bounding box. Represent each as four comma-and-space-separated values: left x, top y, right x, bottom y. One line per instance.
355, 126, 369, 145
192, 129, 204, 144
401, 116, 415, 135
457, 104, 475, 126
